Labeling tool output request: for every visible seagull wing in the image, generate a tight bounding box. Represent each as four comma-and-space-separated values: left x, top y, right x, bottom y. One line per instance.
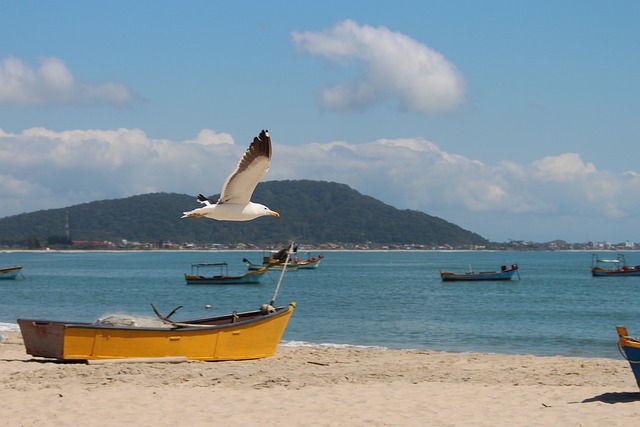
218, 129, 272, 205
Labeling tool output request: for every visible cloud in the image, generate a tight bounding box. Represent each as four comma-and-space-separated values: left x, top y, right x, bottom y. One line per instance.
292, 20, 465, 113
0, 56, 137, 107
1, 126, 639, 242
0, 127, 248, 215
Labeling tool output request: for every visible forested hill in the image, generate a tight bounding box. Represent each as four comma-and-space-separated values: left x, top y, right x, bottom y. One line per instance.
0, 180, 488, 247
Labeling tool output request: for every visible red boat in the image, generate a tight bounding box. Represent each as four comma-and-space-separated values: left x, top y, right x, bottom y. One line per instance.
591, 254, 640, 277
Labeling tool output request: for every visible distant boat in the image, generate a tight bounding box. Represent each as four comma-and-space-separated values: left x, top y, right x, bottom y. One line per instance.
439, 264, 520, 282
616, 326, 640, 389
0, 265, 23, 280
244, 245, 301, 271
297, 254, 324, 270
244, 245, 323, 271
591, 254, 640, 277
184, 262, 269, 285
17, 302, 296, 361
244, 259, 299, 271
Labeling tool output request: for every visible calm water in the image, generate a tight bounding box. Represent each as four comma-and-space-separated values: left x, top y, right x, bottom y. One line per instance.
1, 250, 639, 359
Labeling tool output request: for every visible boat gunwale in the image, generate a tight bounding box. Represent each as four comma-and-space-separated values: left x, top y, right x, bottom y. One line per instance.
17, 303, 295, 333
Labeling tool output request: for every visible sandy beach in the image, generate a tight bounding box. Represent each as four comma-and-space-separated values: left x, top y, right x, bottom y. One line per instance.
1, 331, 639, 426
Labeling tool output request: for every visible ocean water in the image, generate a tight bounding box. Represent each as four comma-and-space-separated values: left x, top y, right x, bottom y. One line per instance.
1, 250, 639, 359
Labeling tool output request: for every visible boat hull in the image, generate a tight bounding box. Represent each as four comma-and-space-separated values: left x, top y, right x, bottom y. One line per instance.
297, 257, 323, 270
439, 268, 518, 282
17, 303, 296, 361
247, 262, 299, 271
184, 267, 268, 285
616, 326, 640, 389
591, 254, 640, 277
0, 265, 23, 280
592, 268, 640, 277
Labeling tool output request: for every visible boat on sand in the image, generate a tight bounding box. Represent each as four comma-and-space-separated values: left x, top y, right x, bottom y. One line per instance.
18, 302, 296, 361
616, 326, 640, 389
18, 242, 299, 362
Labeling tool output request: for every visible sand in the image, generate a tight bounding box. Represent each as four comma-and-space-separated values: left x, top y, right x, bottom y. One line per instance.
1, 331, 639, 426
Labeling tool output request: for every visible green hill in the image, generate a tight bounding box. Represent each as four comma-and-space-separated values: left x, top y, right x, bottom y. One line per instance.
0, 180, 487, 247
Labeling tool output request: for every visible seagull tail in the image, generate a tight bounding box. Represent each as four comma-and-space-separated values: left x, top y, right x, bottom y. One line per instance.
196, 194, 211, 205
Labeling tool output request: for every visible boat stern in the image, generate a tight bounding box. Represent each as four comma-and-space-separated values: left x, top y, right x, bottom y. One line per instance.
17, 319, 67, 359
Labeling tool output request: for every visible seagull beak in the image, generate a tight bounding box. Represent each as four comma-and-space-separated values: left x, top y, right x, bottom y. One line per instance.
270, 210, 280, 217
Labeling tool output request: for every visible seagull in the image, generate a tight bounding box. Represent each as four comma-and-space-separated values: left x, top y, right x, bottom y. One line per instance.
181, 129, 280, 221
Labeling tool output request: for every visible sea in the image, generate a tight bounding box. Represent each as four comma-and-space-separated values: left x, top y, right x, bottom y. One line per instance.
1, 250, 639, 359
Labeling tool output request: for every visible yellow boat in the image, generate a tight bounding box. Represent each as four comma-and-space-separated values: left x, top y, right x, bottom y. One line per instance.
17, 302, 296, 361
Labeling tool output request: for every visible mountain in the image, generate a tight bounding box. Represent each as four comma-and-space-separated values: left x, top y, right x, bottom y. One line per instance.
0, 180, 487, 247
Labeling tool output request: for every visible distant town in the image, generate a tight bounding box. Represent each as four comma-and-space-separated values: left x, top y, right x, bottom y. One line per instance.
7, 238, 637, 252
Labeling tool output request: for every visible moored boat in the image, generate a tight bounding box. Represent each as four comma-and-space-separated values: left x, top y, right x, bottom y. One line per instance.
244, 258, 299, 271
616, 326, 640, 389
297, 254, 324, 270
244, 245, 323, 271
591, 254, 640, 277
0, 265, 23, 280
243, 245, 301, 271
184, 262, 269, 285
439, 264, 520, 282
18, 302, 296, 361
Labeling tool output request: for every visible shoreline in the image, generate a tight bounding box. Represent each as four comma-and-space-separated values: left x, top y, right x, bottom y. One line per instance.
0, 328, 625, 361
3, 248, 640, 253
2, 331, 639, 426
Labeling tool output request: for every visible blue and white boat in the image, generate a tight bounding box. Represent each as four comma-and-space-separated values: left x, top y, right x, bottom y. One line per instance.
0, 265, 23, 280
616, 326, 640, 389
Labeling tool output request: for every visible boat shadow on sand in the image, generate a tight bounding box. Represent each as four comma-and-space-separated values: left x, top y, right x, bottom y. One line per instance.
582, 392, 640, 404
0, 357, 85, 365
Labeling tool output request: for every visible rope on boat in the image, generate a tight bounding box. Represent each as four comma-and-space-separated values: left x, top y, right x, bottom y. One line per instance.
270, 242, 294, 306
617, 337, 640, 363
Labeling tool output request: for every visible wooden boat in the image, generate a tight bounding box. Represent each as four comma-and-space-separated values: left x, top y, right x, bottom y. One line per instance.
616, 326, 640, 389
184, 262, 269, 285
17, 302, 296, 361
591, 254, 640, 277
0, 265, 23, 280
297, 254, 324, 270
439, 264, 520, 282
244, 246, 323, 271
244, 257, 299, 271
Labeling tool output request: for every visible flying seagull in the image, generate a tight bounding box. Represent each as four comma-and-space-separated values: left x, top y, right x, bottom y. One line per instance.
181, 129, 279, 221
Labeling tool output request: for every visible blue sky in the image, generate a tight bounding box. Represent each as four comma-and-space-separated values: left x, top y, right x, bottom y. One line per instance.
1, 1, 639, 243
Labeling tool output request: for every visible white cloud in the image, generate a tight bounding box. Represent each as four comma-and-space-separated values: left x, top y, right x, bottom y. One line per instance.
184, 129, 234, 146
0, 56, 136, 107
1, 126, 639, 242
0, 127, 248, 215
292, 20, 465, 112
532, 153, 597, 182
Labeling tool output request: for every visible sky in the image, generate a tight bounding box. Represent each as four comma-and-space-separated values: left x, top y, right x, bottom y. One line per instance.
1, 1, 639, 243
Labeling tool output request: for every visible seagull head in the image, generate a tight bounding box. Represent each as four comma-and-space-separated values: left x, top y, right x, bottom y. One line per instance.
247, 202, 279, 218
